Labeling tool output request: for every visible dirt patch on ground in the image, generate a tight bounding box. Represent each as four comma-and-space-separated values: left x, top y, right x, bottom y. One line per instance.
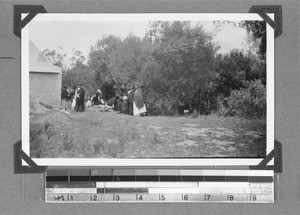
172, 125, 263, 157
176, 140, 198, 147
244, 131, 264, 138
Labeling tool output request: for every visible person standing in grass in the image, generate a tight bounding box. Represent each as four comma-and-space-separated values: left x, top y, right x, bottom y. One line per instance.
127, 85, 135, 115
69, 85, 76, 110
117, 95, 123, 111
74, 84, 80, 111
66, 86, 73, 110
121, 96, 129, 114
60, 85, 69, 110
133, 85, 147, 117
77, 83, 86, 112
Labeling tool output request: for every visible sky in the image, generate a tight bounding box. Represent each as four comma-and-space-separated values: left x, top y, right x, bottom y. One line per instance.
29, 20, 250, 64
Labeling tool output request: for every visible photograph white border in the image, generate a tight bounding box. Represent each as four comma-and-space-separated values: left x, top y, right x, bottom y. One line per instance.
21, 13, 274, 167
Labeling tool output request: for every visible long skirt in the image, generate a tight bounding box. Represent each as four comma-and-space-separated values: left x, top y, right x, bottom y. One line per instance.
61, 98, 67, 110
133, 101, 147, 116
72, 98, 76, 108
128, 101, 133, 115
77, 97, 85, 112
86, 100, 92, 107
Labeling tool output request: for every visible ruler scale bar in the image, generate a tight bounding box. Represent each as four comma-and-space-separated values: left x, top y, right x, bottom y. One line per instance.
45, 169, 274, 203
46, 193, 274, 203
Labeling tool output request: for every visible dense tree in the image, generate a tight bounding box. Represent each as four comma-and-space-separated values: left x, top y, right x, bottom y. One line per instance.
107, 34, 155, 93
42, 47, 67, 69
42, 47, 70, 89
69, 49, 86, 68
239, 21, 266, 60
62, 50, 96, 95
64, 63, 96, 95
144, 21, 218, 114
213, 20, 266, 60
108, 35, 142, 90
214, 49, 265, 97
88, 35, 122, 92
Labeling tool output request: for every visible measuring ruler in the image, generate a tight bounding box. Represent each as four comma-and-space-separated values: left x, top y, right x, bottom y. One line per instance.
45, 169, 274, 203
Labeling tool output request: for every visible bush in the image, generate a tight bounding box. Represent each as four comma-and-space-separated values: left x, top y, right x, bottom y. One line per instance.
62, 132, 73, 151
218, 80, 266, 117
30, 121, 51, 157
93, 139, 104, 155
30, 100, 37, 112
30, 134, 48, 158
145, 93, 178, 115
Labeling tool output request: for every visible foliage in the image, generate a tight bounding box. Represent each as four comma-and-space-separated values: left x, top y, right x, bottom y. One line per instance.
69, 49, 86, 68
84, 21, 219, 115
217, 80, 266, 117
62, 132, 73, 151
93, 140, 104, 155
239, 20, 266, 60
100, 82, 115, 101
42, 47, 67, 70
30, 121, 52, 158
64, 62, 97, 95
43, 48, 100, 96
213, 20, 266, 60
214, 50, 266, 97
107, 34, 149, 90
88, 35, 122, 97
142, 21, 218, 114
42, 48, 70, 89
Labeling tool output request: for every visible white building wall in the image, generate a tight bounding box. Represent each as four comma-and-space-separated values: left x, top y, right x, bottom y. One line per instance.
29, 71, 62, 108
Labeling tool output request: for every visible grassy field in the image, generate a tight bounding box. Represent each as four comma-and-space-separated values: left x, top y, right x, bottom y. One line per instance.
29, 104, 266, 158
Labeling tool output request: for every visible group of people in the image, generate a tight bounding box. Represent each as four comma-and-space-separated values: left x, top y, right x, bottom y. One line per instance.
86, 89, 104, 107
113, 85, 147, 117
60, 83, 86, 112
61, 83, 147, 117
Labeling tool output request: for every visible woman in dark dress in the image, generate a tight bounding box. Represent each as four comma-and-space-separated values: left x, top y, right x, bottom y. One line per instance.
77, 83, 86, 112
121, 96, 129, 114
91, 90, 102, 106
127, 86, 136, 115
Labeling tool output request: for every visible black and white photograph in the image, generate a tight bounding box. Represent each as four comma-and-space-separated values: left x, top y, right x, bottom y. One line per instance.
21, 14, 274, 166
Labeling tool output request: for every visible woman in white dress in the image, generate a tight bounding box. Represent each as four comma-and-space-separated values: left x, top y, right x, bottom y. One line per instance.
133, 85, 147, 116
72, 85, 79, 110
